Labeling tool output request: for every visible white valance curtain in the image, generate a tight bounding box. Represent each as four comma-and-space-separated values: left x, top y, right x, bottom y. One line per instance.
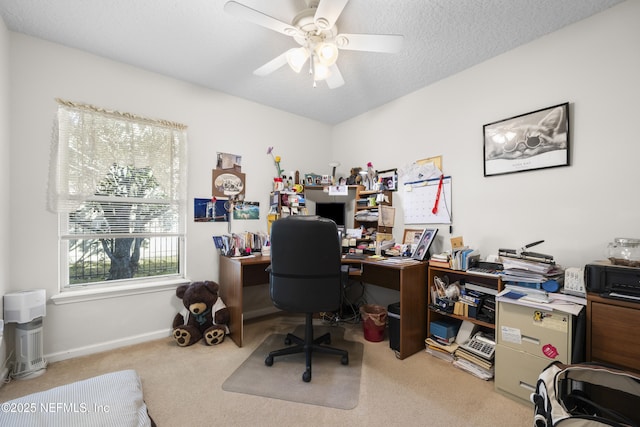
48, 99, 187, 213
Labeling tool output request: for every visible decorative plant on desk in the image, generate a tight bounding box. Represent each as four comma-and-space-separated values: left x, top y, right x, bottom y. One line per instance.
267, 146, 283, 178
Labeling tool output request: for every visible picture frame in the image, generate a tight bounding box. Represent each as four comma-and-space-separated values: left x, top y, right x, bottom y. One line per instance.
304, 173, 322, 186
377, 168, 398, 191
412, 228, 438, 261
483, 102, 569, 177
194, 198, 230, 222
403, 229, 424, 245
378, 205, 396, 228
233, 201, 260, 220
212, 169, 245, 198
216, 152, 242, 171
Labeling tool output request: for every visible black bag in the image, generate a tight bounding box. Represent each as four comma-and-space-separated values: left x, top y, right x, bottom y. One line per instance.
531, 361, 640, 426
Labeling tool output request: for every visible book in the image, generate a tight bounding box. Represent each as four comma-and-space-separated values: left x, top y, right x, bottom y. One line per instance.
430, 334, 456, 345
455, 348, 494, 370
431, 252, 450, 261
429, 259, 451, 268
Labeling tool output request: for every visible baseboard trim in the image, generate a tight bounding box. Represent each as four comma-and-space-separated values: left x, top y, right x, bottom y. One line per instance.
44, 308, 280, 363
0, 367, 9, 388
244, 306, 280, 320
45, 329, 172, 363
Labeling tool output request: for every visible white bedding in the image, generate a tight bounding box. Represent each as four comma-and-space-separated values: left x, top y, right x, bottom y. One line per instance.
0, 369, 153, 427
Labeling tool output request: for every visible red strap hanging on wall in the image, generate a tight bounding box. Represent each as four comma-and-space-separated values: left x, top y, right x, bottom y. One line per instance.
432, 174, 444, 214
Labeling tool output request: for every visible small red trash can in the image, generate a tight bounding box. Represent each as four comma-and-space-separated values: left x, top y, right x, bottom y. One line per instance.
359, 304, 388, 342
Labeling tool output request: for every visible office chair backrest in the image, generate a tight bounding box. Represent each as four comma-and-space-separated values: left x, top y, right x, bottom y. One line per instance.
269, 215, 342, 313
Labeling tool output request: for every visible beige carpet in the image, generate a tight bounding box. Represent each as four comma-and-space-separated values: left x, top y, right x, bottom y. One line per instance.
222, 325, 363, 409
0, 314, 534, 426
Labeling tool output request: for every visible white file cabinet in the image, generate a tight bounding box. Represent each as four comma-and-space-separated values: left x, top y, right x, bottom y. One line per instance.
495, 300, 576, 405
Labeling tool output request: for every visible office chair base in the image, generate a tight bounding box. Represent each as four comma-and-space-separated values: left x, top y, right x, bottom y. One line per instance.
265, 313, 349, 382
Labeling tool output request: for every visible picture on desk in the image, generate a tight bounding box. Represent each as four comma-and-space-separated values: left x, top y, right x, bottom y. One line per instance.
403, 229, 424, 245
412, 228, 438, 261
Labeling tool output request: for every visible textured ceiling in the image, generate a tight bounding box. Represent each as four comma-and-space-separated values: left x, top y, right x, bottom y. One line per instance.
0, 0, 624, 124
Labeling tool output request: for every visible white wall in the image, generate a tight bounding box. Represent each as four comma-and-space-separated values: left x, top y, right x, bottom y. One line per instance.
0, 14, 10, 378
4, 0, 640, 361
333, 0, 640, 269
8, 34, 332, 359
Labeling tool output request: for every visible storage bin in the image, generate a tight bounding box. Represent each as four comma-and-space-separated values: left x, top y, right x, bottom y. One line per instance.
388, 302, 400, 351
429, 319, 460, 340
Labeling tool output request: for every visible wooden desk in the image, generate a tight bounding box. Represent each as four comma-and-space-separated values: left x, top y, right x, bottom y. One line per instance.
218, 255, 428, 360
219, 255, 271, 349
586, 292, 640, 373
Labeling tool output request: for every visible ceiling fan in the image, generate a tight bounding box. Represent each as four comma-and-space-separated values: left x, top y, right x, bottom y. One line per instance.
224, 0, 404, 88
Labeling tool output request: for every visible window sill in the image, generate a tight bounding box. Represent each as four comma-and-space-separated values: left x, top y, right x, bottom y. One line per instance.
50, 278, 190, 305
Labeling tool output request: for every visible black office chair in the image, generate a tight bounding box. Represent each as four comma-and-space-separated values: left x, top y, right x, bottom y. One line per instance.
265, 215, 349, 382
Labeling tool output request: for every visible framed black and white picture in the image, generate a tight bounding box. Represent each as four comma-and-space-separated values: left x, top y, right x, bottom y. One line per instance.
483, 102, 570, 177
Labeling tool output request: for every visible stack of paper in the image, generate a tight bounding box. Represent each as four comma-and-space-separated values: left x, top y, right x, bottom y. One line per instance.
452, 325, 495, 380
452, 358, 494, 380
425, 337, 458, 362
500, 256, 563, 289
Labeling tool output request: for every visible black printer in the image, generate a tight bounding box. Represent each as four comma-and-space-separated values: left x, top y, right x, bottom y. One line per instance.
585, 262, 640, 302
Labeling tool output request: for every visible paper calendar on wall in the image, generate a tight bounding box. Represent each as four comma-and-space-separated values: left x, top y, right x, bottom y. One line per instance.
402, 176, 452, 224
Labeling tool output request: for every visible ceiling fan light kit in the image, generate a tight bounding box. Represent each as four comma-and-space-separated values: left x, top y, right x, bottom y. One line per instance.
286, 47, 309, 73
224, 0, 403, 88
315, 42, 339, 66
312, 58, 330, 81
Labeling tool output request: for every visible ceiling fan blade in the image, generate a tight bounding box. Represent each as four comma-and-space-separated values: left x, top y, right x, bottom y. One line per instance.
336, 33, 404, 53
326, 64, 345, 89
314, 0, 349, 30
224, 1, 299, 36
254, 51, 290, 76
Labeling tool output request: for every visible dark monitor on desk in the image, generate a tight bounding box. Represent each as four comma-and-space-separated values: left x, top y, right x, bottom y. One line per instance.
315, 202, 346, 228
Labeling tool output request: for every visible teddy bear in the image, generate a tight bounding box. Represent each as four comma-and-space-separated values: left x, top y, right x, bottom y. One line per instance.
172, 280, 230, 347
346, 167, 362, 185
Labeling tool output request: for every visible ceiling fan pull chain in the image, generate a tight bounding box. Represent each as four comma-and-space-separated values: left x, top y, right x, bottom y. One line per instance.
310, 53, 317, 88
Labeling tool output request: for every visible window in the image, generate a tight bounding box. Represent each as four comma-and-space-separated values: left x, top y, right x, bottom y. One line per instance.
49, 99, 187, 289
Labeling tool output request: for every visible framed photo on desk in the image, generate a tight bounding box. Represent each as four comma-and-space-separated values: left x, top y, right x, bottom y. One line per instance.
403, 229, 423, 245
412, 228, 438, 261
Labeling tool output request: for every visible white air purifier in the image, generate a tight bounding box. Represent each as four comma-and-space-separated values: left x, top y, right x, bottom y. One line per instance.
3, 289, 47, 379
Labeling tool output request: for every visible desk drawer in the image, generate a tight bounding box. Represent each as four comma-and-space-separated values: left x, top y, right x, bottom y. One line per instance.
590, 299, 640, 372
498, 302, 570, 360
495, 344, 549, 405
